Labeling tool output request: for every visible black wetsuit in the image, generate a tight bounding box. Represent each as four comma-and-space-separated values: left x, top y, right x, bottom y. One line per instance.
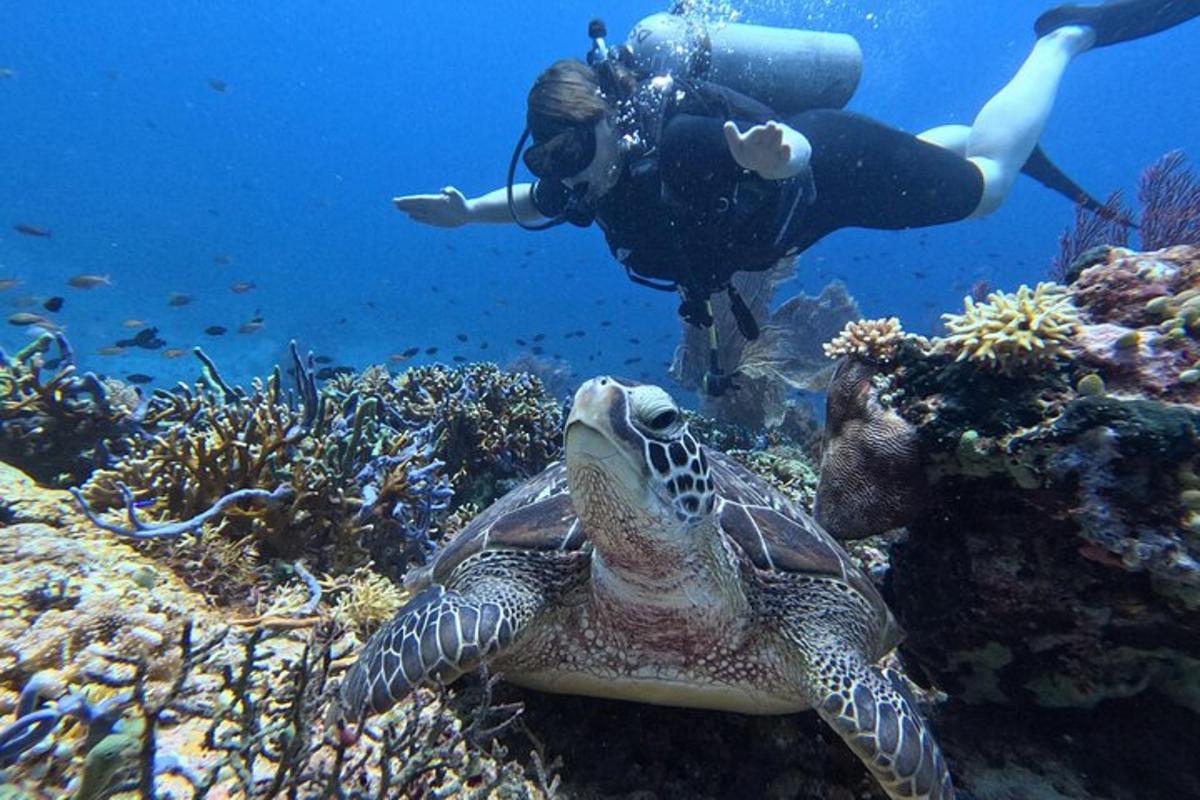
531, 81, 984, 301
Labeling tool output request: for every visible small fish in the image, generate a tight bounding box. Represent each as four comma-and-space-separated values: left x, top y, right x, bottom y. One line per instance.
204, 325, 227, 336
424, 347, 438, 355
389, 352, 413, 363
42, 296, 64, 312
573, 329, 586, 337
116, 327, 165, 350
230, 281, 255, 293
453, 355, 467, 363
479, 341, 488, 350
531, 346, 544, 355
208, 78, 228, 93
238, 318, 264, 334
0, 278, 21, 291
0, 67, 15, 79
96, 346, 126, 356
314, 355, 334, 364
68, 273, 112, 289
911, 270, 928, 280
125, 373, 154, 384
600, 320, 612, 327
167, 292, 192, 307
213, 254, 233, 265
515, 338, 527, 346
628, 338, 641, 344
533, 333, 546, 342
456, 333, 468, 342
400, 346, 420, 358
105, 69, 120, 81
316, 367, 337, 380
13, 223, 51, 238
623, 357, 643, 365
8, 312, 52, 327
162, 348, 188, 358
121, 318, 148, 329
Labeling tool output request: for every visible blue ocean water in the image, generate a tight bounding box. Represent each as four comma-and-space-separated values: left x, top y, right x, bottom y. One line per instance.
1, 0, 1197, 395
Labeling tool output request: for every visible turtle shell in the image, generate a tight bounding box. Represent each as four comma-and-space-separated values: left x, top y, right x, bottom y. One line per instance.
416, 461, 587, 588
707, 450, 901, 651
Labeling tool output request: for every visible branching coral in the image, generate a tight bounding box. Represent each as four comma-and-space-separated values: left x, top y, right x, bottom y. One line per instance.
939, 282, 1080, 373
380, 363, 563, 504
0, 333, 131, 485
823, 317, 907, 364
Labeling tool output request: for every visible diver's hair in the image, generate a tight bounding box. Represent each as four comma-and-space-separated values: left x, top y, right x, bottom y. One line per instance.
526, 58, 637, 140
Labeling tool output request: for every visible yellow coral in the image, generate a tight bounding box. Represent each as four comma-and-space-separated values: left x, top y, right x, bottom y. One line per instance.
824, 317, 906, 363
330, 569, 407, 635
939, 282, 1079, 373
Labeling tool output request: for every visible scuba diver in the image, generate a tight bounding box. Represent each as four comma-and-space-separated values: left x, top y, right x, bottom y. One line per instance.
394, 0, 1200, 396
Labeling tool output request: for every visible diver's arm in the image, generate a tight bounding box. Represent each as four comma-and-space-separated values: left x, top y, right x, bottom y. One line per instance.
392, 184, 545, 227
722, 121, 812, 181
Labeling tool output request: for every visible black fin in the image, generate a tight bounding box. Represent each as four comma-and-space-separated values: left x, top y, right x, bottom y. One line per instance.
1035, 0, 1200, 47
1021, 144, 1134, 225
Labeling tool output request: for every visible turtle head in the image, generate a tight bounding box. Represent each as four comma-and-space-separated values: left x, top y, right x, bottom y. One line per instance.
565, 377, 715, 542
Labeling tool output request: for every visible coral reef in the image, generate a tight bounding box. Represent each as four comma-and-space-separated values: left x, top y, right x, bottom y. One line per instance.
67, 350, 563, 601
1068, 245, 1200, 401
812, 248, 1200, 735
938, 282, 1079, 373
0, 464, 543, 797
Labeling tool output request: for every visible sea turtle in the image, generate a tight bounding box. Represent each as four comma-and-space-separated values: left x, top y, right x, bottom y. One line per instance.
335, 376, 956, 799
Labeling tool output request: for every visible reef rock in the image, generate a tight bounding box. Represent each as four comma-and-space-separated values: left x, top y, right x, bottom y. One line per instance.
811, 249, 1200, 798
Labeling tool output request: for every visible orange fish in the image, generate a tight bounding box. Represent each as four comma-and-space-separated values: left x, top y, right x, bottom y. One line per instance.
96, 346, 126, 356
121, 318, 148, 329
161, 348, 188, 359
230, 281, 256, 293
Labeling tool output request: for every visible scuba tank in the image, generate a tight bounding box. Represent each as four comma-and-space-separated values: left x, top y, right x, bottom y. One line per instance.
626, 12, 862, 115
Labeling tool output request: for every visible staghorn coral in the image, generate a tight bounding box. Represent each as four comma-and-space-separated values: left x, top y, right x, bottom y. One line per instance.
823, 317, 908, 365
0, 333, 132, 486
380, 362, 563, 504
74, 346, 458, 595
938, 282, 1079, 374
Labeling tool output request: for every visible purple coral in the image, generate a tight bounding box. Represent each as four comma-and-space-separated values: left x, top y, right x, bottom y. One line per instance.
1138, 150, 1200, 250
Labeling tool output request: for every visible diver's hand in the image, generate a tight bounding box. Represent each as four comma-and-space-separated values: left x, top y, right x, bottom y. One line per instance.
722, 121, 810, 181
392, 187, 471, 228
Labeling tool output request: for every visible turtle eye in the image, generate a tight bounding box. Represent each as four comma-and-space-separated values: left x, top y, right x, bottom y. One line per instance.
648, 409, 678, 431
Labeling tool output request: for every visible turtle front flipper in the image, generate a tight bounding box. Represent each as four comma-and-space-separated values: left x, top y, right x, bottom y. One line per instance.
811, 650, 955, 800
334, 550, 587, 727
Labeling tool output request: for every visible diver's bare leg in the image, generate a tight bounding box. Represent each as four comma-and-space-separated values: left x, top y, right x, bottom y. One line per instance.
963, 26, 1094, 218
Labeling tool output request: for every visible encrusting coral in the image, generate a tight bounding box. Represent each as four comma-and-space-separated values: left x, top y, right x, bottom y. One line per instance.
938, 282, 1079, 373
